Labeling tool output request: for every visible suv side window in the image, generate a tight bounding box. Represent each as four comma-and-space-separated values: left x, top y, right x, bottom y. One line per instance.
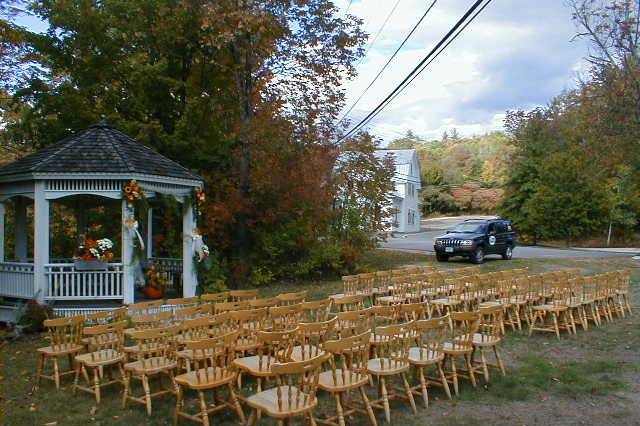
496, 222, 506, 234
487, 223, 496, 234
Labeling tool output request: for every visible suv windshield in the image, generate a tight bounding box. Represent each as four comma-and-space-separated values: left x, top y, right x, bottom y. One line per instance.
450, 223, 485, 233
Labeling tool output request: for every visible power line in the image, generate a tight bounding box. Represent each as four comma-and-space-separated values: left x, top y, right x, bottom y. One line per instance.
339, 0, 491, 142
354, 0, 402, 69
339, 0, 438, 123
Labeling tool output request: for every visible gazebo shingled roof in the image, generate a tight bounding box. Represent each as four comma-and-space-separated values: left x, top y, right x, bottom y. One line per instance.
0, 121, 201, 182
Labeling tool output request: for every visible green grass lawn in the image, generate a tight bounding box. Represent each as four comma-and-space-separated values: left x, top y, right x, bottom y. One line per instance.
1, 250, 638, 425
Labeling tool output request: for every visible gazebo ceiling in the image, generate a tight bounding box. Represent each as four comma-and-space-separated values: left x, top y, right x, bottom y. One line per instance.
0, 121, 202, 183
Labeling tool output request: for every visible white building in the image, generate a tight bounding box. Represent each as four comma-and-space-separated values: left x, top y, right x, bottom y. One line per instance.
375, 149, 422, 233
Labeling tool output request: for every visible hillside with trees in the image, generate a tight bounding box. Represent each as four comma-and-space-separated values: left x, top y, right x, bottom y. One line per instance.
388, 131, 513, 216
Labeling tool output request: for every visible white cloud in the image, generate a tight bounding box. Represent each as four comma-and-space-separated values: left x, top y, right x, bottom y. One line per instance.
337, 0, 591, 144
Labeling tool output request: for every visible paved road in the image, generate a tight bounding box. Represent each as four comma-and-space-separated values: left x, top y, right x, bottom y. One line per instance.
380, 216, 632, 259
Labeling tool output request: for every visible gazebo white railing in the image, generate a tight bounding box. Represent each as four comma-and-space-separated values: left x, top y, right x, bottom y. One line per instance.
45, 263, 124, 300
0, 262, 35, 298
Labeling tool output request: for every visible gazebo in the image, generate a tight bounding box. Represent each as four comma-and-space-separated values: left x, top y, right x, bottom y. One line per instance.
0, 121, 203, 315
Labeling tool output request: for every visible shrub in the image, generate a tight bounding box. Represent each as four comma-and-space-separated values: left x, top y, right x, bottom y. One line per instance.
17, 299, 53, 333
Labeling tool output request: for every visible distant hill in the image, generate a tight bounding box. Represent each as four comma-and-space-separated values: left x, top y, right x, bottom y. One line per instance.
388, 130, 513, 216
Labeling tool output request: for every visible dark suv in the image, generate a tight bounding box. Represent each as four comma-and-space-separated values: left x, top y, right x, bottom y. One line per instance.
433, 218, 516, 264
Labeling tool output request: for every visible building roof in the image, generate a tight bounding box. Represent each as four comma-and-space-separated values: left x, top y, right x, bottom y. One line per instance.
373, 149, 415, 165
0, 121, 202, 182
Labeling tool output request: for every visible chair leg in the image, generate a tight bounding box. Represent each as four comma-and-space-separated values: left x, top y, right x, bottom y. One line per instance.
418, 367, 429, 408
228, 383, 246, 424
359, 386, 377, 426
437, 361, 451, 399
335, 393, 346, 426
450, 356, 459, 396
479, 348, 489, 382
52, 357, 61, 390
248, 409, 258, 426
142, 374, 152, 415
465, 353, 477, 387
401, 373, 417, 415
198, 390, 210, 426
551, 313, 560, 340
73, 361, 81, 394
122, 371, 130, 408
380, 377, 390, 423
93, 367, 101, 404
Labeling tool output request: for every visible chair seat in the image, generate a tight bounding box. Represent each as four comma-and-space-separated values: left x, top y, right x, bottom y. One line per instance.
124, 357, 177, 374
37, 344, 83, 356
367, 358, 409, 375
233, 355, 275, 377
377, 296, 405, 305
478, 301, 502, 309
175, 367, 235, 389
291, 345, 325, 362
176, 348, 216, 361
318, 369, 369, 391
431, 298, 459, 305
407, 347, 444, 365
472, 333, 500, 347
245, 386, 317, 417
124, 342, 161, 353
76, 349, 125, 367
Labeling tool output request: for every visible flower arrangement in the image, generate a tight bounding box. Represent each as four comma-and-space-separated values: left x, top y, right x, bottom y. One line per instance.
194, 189, 205, 215
77, 238, 114, 261
123, 179, 142, 204
143, 263, 168, 299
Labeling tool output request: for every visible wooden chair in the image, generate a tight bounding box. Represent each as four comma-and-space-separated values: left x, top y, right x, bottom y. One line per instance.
332, 294, 367, 312
175, 331, 245, 426
166, 297, 200, 307
234, 328, 298, 396
84, 310, 114, 326
201, 292, 229, 304
367, 323, 417, 423
269, 303, 304, 330
580, 276, 601, 327
35, 315, 84, 391
127, 299, 164, 316
291, 317, 337, 361
318, 332, 377, 426
277, 290, 308, 306
336, 308, 373, 338
442, 311, 480, 396
472, 305, 506, 382
397, 302, 431, 322
377, 277, 407, 305
245, 353, 329, 426
213, 300, 251, 314
174, 305, 208, 322
176, 317, 217, 371
431, 278, 464, 315
407, 315, 451, 406
73, 320, 127, 403
613, 269, 632, 317
529, 282, 574, 340
249, 296, 280, 309
228, 289, 259, 302
129, 310, 173, 332
227, 307, 270, 355
123, 326, 180, 415
301, 298, 333, 322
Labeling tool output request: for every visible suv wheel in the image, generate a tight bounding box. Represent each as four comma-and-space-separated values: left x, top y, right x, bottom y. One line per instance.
436, 253, 449, 262
502, 245, 513, 260
471, 247, 484, 264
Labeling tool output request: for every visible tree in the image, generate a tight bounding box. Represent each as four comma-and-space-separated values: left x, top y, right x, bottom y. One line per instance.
0, 0, 366, 286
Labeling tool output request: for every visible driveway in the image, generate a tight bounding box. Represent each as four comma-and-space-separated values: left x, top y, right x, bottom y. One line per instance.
380, 215, 633, 259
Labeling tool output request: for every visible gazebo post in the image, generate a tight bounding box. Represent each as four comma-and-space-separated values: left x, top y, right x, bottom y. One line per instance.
14, 197, 28, 262
0, 202, 5, 262
121, 200, 135, 304
33, 181, 50, 303
182, 202, 197, 297
146, 208, 153, 260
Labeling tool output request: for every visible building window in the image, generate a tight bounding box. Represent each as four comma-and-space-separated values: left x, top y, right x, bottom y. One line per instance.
408, 209, 415, 225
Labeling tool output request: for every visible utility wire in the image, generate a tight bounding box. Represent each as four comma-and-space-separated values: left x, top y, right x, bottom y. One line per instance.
354, 0, 402, 69
339, 0, 438, 123
339, 0, 490, 142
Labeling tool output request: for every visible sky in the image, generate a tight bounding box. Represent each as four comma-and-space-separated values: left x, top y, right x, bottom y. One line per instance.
13, 0, 592, 145
335, 0, 592, 143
